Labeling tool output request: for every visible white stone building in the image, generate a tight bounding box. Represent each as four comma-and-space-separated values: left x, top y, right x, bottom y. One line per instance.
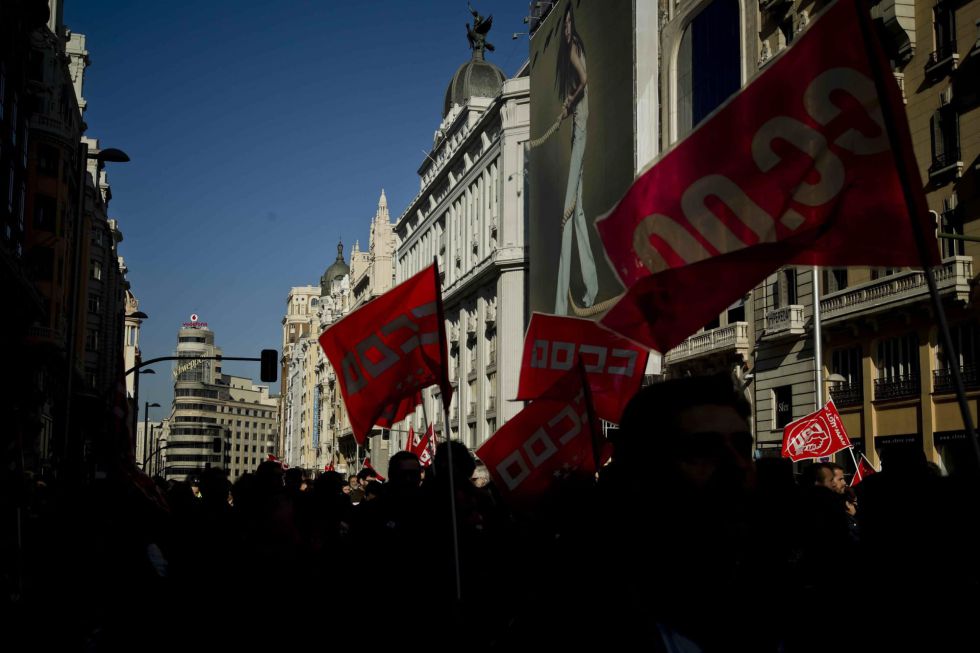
393, 41, 530, 450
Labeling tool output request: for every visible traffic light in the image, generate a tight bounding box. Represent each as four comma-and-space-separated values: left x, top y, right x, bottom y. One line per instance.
260, 349, 278, 382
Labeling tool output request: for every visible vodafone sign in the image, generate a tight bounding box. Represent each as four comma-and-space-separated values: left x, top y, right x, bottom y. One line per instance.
182, 313, 208, 328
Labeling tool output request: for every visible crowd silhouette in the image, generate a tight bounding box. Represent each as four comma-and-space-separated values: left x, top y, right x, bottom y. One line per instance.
6, 375, 979, 652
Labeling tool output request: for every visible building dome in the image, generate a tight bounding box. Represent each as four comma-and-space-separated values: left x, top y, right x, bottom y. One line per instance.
320, 241, 349, 296
443, 55, 505, 118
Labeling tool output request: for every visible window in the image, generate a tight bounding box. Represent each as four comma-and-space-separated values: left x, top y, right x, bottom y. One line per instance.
875, 333, 920, 399
932, 4, 957, 63
87, 295, 101, 314
823, 268, 848, 294
940, 200, 964, 258
936, 323, 980, 391
32, 246, 54, 281
676, 0, 741, 138
86, 330, 99, 352
831, 346, 863, 407
930, 104, 960, 173
726, 298, 745, 324
772, 268, 797, 309
90, 260, 103, 281
92, 228, 104, 246
773, 385, 793, 429
33, 194, 56, 231
37, 145, 59, 178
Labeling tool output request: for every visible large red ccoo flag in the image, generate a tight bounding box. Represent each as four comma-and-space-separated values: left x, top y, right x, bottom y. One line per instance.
517, 313, 649, 424
477, 371, 604, 504
596, 0, 938, 352
319, 264, 452, 444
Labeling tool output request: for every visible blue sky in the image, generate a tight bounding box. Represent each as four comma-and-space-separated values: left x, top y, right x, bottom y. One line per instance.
64, 0, 529, 414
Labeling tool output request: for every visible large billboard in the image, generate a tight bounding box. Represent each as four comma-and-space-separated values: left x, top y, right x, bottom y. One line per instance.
528, 0, 633, 319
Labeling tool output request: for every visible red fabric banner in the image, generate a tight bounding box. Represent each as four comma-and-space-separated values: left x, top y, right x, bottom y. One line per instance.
517, 313, 649, 424
596, 0, 937, 352
477, 371, 603, 503
782, 400, 853, 462
409, 424, 435, 467
851, 455, 877, 486
404, 425, 415, 452
319, 264, 451, 444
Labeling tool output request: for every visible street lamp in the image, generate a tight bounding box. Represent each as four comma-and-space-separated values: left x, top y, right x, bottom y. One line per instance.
143, 402, 161, 471
133, 368, 155, 439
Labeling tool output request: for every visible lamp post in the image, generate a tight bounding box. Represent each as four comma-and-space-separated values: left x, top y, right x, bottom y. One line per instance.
133, 366, 155, 440
142, 402, 160, 470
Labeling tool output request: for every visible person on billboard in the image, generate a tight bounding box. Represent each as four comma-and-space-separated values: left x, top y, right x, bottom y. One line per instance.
554, 3, 599, 315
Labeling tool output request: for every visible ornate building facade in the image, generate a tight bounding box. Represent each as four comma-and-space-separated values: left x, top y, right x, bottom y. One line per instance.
392, 28, 530, 451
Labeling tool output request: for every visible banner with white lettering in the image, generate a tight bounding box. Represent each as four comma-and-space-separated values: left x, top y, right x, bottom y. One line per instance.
477, 370, 602, 503
517, 313, 648, 424
596, 0, 937, 352
319, 264, 451, 445
781, 400, 852, 462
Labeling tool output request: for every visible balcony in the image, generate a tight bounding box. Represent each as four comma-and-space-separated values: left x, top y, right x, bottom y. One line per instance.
829, 381, 863, 408
26, 324, 66, 348
874, 375, 920, 401
468, 402, 477, 418
664, 322, 750, 365
29, 113, 75, 143
933, 365, 980, 394
924, 40, 958, 77
819, 257, 972, 325
928, 149, 963, 181
764, 305, 806, 338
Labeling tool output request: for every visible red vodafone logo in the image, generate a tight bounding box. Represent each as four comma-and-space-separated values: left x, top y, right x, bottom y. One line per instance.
183, 313, 208, 328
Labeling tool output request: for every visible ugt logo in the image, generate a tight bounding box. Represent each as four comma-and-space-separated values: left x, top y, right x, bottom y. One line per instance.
786, 416, 832, 458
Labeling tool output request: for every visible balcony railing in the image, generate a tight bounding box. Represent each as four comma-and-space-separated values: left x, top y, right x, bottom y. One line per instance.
929, 149, 962, 177
874, 375, 920, 401
27, 324, 66, 347
665, 322, 750, 364
820, 257, 972, 324
764, 305, 806, 338
829, 381, 863, 408
925, 40, 958, 74
933, 365, 980, 394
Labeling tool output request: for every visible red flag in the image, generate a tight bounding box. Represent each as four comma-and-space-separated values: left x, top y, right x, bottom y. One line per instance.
404, 424, 415, 452
413, 424, 435, 467
378, 391, 423, 432
851, 455, 877, 486
596, 0, 937, 352
781, 400, 852, 462
362, 457, 386, 482
517, 313, 649, 424
319, 264, 451, 444
477, 371, 604, 503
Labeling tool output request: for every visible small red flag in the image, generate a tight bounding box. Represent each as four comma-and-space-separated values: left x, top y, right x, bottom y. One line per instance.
319, 264, 451, 444
415, 424, 435, 467
362, 457, 386, 482
781, 400, 852, 462
596, 0, 937, 352
477, 370, 603, 503
404, 425, 415, 452
517, 313, 649, 424
851, 455, 877, 486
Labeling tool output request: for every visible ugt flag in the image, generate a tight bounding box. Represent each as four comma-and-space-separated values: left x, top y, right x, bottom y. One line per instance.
477, 370, 603, 504
596, 0, 938, 352
319, 264, 452, 444
782, 400, 852, 462
517, 313, 649, 424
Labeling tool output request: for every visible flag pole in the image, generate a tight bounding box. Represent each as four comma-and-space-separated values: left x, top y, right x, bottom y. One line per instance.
854, 1, 980, 470
433, 255, 462, 602
813, 266, 824, 409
